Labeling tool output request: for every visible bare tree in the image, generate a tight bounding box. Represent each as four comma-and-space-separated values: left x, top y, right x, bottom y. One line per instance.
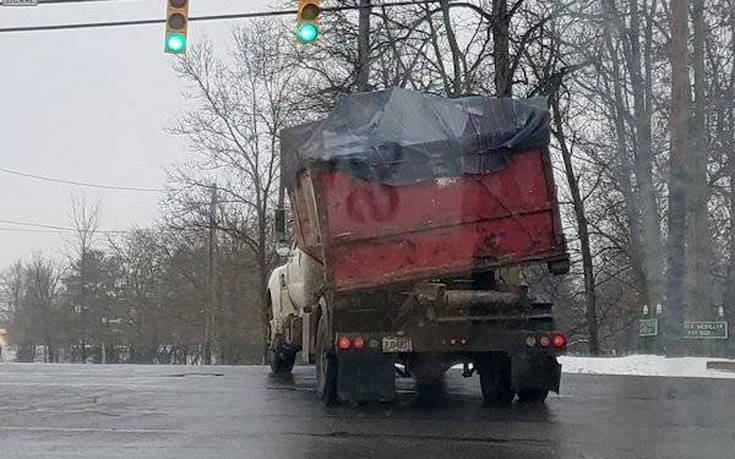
68, 194, 101, 362
167, 21, 304, 359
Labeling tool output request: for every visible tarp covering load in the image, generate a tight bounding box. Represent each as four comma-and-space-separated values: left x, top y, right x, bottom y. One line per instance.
281, 87, 550, 188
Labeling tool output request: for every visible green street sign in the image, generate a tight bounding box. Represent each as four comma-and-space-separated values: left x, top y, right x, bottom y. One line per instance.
639, 318, 658, 337
684, 321, 728, 339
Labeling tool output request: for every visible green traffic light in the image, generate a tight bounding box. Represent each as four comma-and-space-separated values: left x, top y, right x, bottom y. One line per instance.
296, 23, 319, 44
165, 33, 187, 54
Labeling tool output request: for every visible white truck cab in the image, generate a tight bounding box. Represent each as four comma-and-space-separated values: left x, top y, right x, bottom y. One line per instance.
266, 246, 323, 372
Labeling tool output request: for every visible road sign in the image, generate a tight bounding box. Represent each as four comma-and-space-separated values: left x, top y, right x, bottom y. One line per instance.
684, 321, 728, 339
2, 0, 38, 6
639, 318, 658, 337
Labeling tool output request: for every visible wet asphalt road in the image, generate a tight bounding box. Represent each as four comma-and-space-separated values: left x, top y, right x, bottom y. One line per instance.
1, 363, 733, 459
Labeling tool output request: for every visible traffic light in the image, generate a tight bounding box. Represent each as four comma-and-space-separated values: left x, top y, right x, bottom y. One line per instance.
296, 0, 321, 44
164, 0, 190, 54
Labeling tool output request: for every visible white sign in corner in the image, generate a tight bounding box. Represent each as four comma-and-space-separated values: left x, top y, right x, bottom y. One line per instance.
2, 0, 39, 6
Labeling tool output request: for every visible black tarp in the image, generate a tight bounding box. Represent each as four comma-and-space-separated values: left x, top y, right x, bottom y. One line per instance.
281, 88, 550, 188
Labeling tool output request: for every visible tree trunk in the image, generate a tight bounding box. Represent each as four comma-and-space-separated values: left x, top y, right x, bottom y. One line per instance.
551, 96, 600, 355
628, 0, 664, 311
258, 209, 270, 364
492, 0, 512, 97
723, 2, 735, 358
440, 0, 463, 96
724, 155, 735, 357
602, 10, 647, 302
357, 0, 371, 92
665, 0, 691, 357
685, 0, 711, 322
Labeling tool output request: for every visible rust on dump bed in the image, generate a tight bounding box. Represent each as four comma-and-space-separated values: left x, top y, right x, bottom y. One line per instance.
290, 148, 568, 293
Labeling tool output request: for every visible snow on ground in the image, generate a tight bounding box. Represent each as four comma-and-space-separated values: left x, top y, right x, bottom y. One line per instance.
559, 354, 735, 380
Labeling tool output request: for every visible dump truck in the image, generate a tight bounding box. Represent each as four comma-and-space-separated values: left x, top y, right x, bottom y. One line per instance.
267, 88, 569, 405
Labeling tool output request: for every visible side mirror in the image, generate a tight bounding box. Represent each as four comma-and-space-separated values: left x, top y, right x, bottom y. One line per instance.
274, 207, 286, 238
274, 207, 289, 257
276, 241, 291, 257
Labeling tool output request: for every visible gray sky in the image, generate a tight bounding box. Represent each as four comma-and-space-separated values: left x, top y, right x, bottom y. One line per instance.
0, 0, 272, 268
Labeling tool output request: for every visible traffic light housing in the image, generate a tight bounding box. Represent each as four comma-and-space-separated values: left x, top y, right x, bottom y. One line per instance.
165, 0, 190, 54
296, 0, 321, 44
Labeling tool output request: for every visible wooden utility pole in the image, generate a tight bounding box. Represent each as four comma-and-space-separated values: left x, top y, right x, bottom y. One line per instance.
357, 0, 371, 91
204, 184, 218, 365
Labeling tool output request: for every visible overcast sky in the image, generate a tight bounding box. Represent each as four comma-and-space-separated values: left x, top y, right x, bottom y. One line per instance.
0, 0, 273, 268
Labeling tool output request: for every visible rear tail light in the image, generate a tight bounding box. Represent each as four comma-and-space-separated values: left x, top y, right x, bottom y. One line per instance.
551, 332, 567, 349
538, 334, 551, 348
337, 336, 351, 350
352, 336, 365, 350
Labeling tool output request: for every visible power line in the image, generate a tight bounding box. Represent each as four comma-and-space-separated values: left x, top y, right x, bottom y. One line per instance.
27, 0, 138, 4
0, 218, 206, 235
0, 227, 69, 234
0, 167, 164, 192
0, 218, 129, 234
35, 0, 139, 3
0, 1, 442, 33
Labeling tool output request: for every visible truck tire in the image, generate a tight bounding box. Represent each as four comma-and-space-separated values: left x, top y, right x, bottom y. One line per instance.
477, 353, 515, 405
517, 388, 549, 403
270, 341, 296, 374
315, 313, 337, 405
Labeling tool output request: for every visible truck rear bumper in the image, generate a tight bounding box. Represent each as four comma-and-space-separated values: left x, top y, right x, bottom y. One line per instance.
334, 329, 566, 356
333, 347, 562, 402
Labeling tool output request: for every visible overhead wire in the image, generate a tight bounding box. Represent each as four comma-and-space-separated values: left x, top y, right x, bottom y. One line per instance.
0, 227, 70, 234
0, 218, 205, 235
0, 167, 164, 192
0, 218, 134, 234
0, 1, 442, 33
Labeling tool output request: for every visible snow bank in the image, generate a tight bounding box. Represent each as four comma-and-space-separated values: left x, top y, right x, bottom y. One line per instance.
559, 354, 735, 380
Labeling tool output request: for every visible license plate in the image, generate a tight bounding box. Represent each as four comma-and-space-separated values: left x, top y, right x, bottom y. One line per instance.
382, 337, 413, 353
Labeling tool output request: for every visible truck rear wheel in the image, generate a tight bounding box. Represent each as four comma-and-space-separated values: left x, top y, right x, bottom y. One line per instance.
517, 388, 549, 403
477, 353, 515, 405
315, 313, 337, 405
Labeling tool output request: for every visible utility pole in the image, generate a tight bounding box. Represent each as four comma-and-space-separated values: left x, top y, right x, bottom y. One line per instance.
357, 0, 371, 91
204, 184, 218, 365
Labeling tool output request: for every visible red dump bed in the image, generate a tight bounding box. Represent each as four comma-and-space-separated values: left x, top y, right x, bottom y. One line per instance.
291, 148, 567, 293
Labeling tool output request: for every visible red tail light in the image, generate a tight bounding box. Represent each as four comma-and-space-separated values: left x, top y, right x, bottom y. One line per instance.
538, 334, 551, 348
352, 336, 365, 350
551, 332, 567, 349
337, 336, 351, 350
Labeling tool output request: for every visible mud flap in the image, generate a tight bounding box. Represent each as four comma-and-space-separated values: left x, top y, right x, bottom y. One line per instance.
511, 355, 561, 394
336, 352, 395, 403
